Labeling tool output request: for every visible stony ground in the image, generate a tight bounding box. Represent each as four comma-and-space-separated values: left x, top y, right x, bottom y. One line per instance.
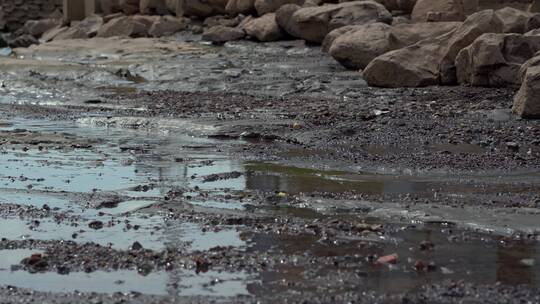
0, 36, 539, 303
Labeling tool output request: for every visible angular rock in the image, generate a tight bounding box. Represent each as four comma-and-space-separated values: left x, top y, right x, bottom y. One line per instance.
328, 21, 459, 69
513, 65, 540, 118
243, 13, 285, 41
411, 0, 478, 22
104, 13, 127, 23
254, 0, 305, 16
519, 45, 540, 81
53, 15, 104, 41
53, 26, 89, 40
97, 16, 149, 37
363, 41, 445, 87
322, 25, 358, 53
275, 4, 302, 37
133, 15, 161, 28
8, 34, 39, 48
41, 26, 70, 42
226, 0, 256, 15
456, 33, 540, 87
78, 15, 105, 37
23, 19, 62, 38
364, 8, 540, 87
148, 16, 188, 36
183, 0, 229, 17
202, 25, 245, 43
284, 0, 393, 43
329, 23, 394, 69
496, 5, 539, 33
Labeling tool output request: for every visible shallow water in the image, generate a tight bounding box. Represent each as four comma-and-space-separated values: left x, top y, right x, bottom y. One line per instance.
0, 116, 539, 298
0, 248, 250, 296
249, 224, 540, 295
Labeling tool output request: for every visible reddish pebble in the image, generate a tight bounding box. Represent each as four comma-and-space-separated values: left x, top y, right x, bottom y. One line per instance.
376, 254, 398, 265
415, 260, 426, 272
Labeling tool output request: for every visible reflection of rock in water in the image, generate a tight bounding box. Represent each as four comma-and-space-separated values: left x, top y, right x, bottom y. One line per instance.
130, 137, 190, 196
245, 171, 282, 193
243, 166, 404, 195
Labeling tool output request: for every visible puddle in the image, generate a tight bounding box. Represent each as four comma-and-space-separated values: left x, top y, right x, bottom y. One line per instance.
163, 222, 246, 251
430, 143, 486, 154
0, 216, 164, 250
175, 270, 251, 296
0, 270, 170, 295
0, 118, 243, 196
0, 215, 245, 252
0, 249, 250, 296
243, 162, 540, 196
0, 191, 72, 210
243, 162, 434, 195
0, 113, 538, 299
249, 224, 540, 295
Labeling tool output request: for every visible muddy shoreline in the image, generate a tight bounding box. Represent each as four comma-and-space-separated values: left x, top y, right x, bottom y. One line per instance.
0, 37, 539, 303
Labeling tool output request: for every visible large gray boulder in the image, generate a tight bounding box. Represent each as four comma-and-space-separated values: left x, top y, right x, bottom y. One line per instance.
282, 0, 392, 43
456, 33, 540, 87
328, 21, 459, 69
364, 8, 540, 87
513, 65, 540, 118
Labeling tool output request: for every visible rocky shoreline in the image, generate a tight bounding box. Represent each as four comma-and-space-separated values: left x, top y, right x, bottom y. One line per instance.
2, 0, 540, 117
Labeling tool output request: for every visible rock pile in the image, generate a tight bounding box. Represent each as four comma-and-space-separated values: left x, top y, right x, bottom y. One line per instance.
0, 0, 62, 32
2, 0, 540, 117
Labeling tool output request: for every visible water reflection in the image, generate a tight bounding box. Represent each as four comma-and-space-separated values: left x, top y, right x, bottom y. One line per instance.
244, 163, 426, 195
246, 225, 540, 296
